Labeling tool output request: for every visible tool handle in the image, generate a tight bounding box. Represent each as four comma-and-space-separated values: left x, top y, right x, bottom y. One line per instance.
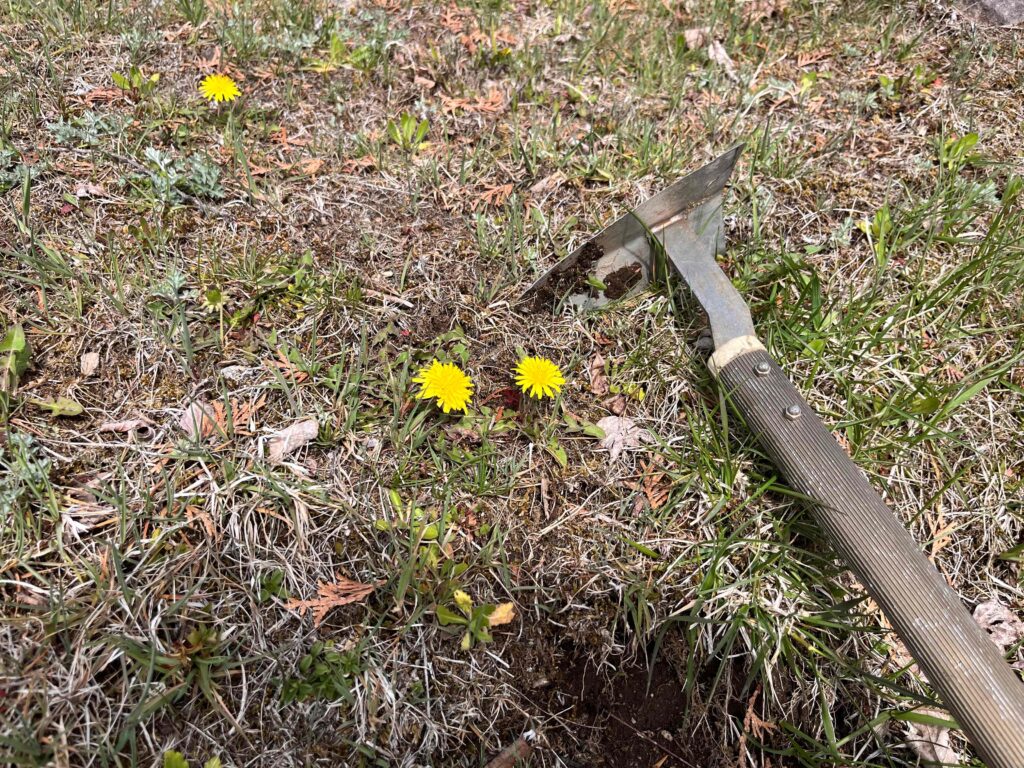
716, 347, 1024, 768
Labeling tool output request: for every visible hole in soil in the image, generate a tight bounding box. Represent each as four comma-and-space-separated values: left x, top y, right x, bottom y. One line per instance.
509, 639, 721, 768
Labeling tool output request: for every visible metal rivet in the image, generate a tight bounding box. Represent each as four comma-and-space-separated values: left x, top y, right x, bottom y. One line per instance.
754, 361, 770, 377
785, 404, 802, 421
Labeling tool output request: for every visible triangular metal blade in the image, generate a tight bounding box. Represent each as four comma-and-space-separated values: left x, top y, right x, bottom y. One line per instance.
522, 144, 744, 311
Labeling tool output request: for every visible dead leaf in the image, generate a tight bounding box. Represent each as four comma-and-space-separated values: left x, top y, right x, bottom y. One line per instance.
270, 351, 310, 383
588, 353, 609, 396
474, 182, 513, 210
80, 351, 100, 376
596, 415, 652, 462
74, 182, 106, 199
738, 686, 777, 768
440, 88, 506, 115
708, 40, 738, 81
742, 0, 788, 22
342, 155, 377, 173
446, 426, 481, 445
293, 157, 324, 176
796, 48, 831, 68
906, 711, 960, 765
603, 393, 626, 415
285, 576, 378, 627
178, 400, 219, 439
641, 460, 671, 510
973, 600, 1024, 652
440, 4, 470, 32
683, 27, 709, 50
488, 602, 517, 627
185, 503, 217, 539
208, 395, 266, 437
98, 417, 154, 436
220, 365, 256, 382
267, 419, 318, 463
484, 731, 535, 768
196, 46, 222, 71
270, 127, 308, 148
529, 171, 566, 197
77, 87, 122, 106
540, 474, 555, 518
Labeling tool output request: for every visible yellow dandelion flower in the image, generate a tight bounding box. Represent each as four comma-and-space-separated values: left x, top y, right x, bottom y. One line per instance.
514, 356, 565, 399
199, 74, 240, 103
453, 589, 473, 616
413, 359, 473, 413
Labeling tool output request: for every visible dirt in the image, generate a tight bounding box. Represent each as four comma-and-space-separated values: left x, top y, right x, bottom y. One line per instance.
504, 635, 721, 768
562, 653, 690, 767
602, 263, 644, 300
529, 239, 604, 311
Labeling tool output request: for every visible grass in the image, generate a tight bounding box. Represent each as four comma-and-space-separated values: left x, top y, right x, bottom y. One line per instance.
1, 0, 1023, 766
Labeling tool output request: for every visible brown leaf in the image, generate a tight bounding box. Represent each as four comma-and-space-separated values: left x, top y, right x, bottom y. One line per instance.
742, 0, 788, 22
80, 351, 100, 376
603, 393, 627, 415
196, 46, 222, 71
474, 182, 513, 210
484, 731, 535, 768
529, 171, 566, 197
208, 395, 265, 437
588, 353, 609, 396
905, 711, 960, 765
641, 461, 671, 511
179, 400, 219, 439
78, 87, 122, 106
683, 27, 709, 50
973, 599, 1024, 652
98, 417, 154, 436
285, 576, 378, 627
267, 419, 318, 463
440, 88, 506, 115
185, 504, 217, 539
270, 351, 310, 383
271, 127, 308, 148
74, 182, 106, 199
488, 602, 517, 627
293, 157, 324, 176
342, 155, 377, 173
445, 426, 481, 445
708, 40, 738, 81
596, 416, 652, 462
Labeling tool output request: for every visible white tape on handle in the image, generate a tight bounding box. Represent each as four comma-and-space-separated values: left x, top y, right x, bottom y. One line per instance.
707, 335, 765, 378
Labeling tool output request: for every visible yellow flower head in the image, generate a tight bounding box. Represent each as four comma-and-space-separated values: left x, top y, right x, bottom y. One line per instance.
453, 589, 473, 616
413, 359, 473, 413
199, 74, 240, 103
514, 356, 565, 399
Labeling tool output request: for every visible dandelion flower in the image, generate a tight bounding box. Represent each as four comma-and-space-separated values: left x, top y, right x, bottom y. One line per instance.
413, 359, 473, 413
514, 356, 565, 399
453, 589, 473, 616
199, 74, 240, 103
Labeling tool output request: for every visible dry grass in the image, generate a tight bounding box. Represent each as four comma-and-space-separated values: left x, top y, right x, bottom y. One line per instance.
1, 0, 1023, 766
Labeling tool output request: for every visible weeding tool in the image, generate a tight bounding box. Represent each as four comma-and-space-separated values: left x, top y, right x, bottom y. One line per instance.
523, 145, 1024, 767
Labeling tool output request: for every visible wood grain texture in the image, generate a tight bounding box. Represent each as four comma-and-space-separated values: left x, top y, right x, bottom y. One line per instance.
718, 348, 1024, 768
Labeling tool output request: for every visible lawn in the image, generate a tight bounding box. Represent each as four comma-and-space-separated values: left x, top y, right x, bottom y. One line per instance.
1, 0, 1023, 766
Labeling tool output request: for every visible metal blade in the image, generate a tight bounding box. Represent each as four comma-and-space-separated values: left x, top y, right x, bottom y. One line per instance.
522, 144, 744, 313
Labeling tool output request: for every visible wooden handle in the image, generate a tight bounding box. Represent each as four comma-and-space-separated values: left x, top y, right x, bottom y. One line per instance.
716, 348, 1024, 768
